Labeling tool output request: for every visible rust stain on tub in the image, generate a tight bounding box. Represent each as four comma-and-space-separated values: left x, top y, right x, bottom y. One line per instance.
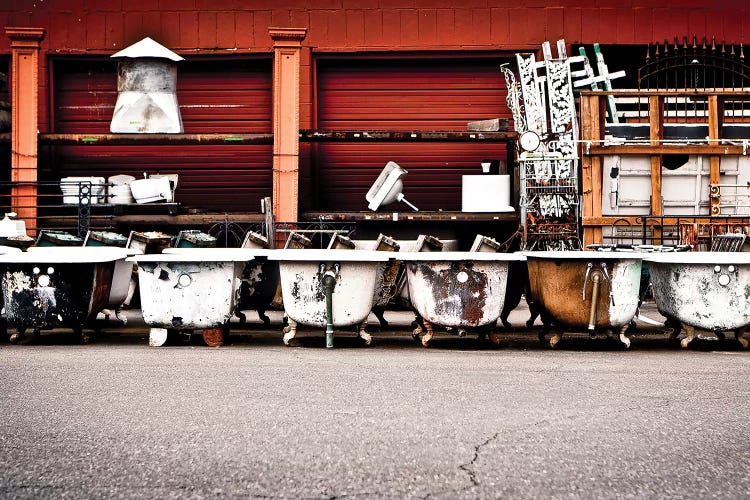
413, 262, 488, 326
527, 259, 612, 328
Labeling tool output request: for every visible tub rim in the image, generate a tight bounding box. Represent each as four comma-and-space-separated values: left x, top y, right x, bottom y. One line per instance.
645, 251, 750, 264
523, 250, 648, 260
267, 249, 396, 262
130, 248, 266, 262
0, 246, 130, 263
398, 251, 525, 262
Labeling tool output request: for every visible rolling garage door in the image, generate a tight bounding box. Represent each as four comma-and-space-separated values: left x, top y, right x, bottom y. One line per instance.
315, 56, 511, 212
51, 57, 273, 212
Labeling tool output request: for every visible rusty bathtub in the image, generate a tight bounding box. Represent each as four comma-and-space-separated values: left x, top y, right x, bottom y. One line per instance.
267, 249, 395, 348
130, 248, 263, 347
646, 252, 750, 348
0, 247, 129, 343
525, 251, 645, 348
399, 251, 524, 347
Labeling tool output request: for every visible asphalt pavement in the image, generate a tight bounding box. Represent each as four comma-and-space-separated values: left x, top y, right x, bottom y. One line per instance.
1, 303, 749, 499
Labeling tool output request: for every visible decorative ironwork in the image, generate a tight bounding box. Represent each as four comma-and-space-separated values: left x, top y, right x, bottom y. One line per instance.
500, 63, 526, 133
639, 36, 750, 91
516, 53, 547, 136
206, 218, 265, 247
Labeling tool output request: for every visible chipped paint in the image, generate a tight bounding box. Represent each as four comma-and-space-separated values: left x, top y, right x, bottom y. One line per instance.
1, 262, 113, 330
137, 260, 244, 329
277, 260, 381, 328
649, 261, 750, 331
405, 260, 510, 328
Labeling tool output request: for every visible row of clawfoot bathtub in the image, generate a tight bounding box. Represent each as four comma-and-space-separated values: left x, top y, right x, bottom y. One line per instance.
1, 246, 749, 350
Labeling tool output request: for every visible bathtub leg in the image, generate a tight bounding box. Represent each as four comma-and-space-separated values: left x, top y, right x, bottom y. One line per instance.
666, 316, 682, 342
202, 327, 226, 347
411, 314, 424, 342
78, 327, 91, 344
420, 319, 434, 348
549, 331, 563, 349
372, 305, 389, 329
257, 309, 271, 327
618, 325, 631, 349
9, 327, 25, 344
283, 319, 298, 346
149, 327, 170, 347
680, 325, 697, 349
735, 327, 749, 349
234, 308, 246, 325
489, 331, 502, 347
357, 321, 373, 346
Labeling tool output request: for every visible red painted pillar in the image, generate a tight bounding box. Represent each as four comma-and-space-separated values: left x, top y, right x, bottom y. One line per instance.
6, 27, 45, 234
269, 27, 307, 226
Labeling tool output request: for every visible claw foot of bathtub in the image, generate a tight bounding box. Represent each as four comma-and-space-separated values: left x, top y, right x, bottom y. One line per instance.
282, 320, 298, 346
411, 328, 421, 342
489, 332, 502, 347
735, 328, 748, 349
202, 327, 226, 347
358, 322, 373, 346
680, 326, 696, 349
9, 327, 25, 344
419, 319, 434, 347
549, 333, 562, 349
149, 327, 169, 347
619, 333, 631, 349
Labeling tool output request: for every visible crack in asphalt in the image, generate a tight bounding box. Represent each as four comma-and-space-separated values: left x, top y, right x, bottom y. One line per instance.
457, 431, 501, 487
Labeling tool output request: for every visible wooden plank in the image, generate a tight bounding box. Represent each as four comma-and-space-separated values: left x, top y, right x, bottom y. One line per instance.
649, 95, 664, 241
587, 144, 744, 155
580, 93, 602, 246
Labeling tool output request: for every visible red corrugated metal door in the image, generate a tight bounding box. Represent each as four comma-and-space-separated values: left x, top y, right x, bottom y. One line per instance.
52, 57, 273, 212
316, 56, 511, 211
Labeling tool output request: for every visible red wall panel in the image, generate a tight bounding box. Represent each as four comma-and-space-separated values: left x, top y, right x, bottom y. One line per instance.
315, 56, 511, 212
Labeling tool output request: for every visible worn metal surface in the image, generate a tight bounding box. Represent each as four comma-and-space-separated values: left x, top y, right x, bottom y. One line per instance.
526, 252, 642, 330
1, 262, 113, 330
647, 253, 750, 331
275, 258, 383, 328
402, 253, 517, 329
110, 59, 183, 133
136, 260, 244, 330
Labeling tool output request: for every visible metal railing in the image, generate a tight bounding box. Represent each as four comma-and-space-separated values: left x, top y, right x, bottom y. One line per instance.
603, 215, 749, 251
